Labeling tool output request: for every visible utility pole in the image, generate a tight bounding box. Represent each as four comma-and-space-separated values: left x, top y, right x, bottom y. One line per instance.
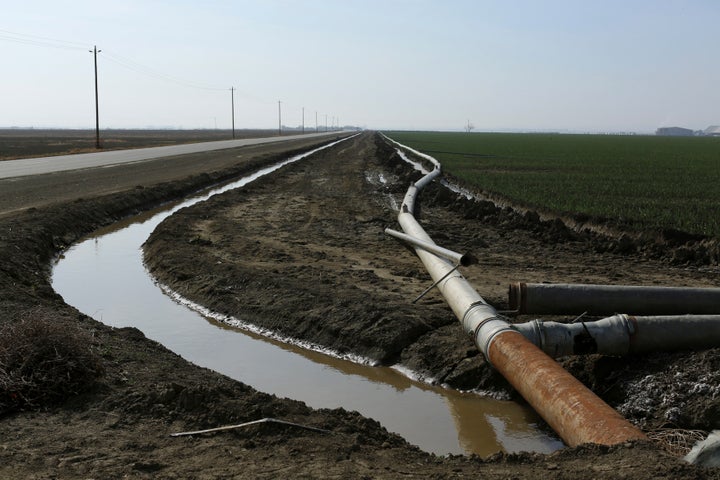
302, 107, 304, 134
325, 114, 328, 132
230, 87, 236, 139
315, 111, 318, 132
278, 100, 282, 136
90, 45, 101, 149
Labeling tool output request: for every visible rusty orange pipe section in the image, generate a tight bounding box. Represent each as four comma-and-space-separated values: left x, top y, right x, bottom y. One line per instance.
488, 330, 647, 447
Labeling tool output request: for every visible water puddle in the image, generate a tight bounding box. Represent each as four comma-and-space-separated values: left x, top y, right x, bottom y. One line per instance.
51, 139, 563, 457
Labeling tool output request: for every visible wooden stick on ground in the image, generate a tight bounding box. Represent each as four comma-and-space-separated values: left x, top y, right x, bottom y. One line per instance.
170, 417, 331, 437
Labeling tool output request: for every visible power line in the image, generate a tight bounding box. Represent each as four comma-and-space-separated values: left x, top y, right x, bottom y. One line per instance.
0, 28, 87, 51
1, 28, 348, 129
102, 50, 227, 91
0, 29, 228, 92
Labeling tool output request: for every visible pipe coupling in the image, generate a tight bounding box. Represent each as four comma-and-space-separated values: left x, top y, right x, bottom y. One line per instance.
462, 302, 515, 364
461, 301, 497, 335
513, 314, 635, 358
515, 319, 545, 350
475, 319, 517, 366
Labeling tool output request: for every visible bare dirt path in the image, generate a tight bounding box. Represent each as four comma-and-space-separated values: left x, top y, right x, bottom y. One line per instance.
0, 132, 717, 478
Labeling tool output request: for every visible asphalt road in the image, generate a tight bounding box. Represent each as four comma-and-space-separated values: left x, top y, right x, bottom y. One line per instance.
0, 131, 341, 179
0, 132, 347, 217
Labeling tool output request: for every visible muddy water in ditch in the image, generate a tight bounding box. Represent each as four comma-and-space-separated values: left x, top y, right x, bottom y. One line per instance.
51, 148, 563, 457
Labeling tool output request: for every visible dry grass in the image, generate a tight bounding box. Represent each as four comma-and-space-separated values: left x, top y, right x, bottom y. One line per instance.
0, 310, 104, 415
647, 428, 708, 457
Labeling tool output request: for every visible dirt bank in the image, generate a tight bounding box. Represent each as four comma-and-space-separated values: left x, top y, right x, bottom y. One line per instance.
0, 132, 718, 478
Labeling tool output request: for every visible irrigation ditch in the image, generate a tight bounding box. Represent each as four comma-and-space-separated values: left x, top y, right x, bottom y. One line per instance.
52, 133, 563, 457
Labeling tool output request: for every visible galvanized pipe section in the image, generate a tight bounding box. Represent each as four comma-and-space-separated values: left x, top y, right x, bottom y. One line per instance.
390, 141, 646, 447
395, 151, 510, 353
384, 228, 476, 267
509, 282, 720, 316
515, 314, 720, 358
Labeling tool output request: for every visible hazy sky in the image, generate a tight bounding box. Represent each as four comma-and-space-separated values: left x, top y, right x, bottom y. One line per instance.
2, 0, 718, 132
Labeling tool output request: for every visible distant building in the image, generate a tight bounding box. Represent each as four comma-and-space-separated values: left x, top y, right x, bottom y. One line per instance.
704, 126, 720, 137
656, 127, 694, 136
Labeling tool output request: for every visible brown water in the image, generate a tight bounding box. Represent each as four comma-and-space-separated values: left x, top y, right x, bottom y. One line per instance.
51, 145, 563, 457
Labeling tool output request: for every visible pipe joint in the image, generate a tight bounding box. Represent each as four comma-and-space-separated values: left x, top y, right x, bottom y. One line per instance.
461, 302, 515, 362
514, 314, 635, 358
477, 320, 517, 366
461, 301, 498, 334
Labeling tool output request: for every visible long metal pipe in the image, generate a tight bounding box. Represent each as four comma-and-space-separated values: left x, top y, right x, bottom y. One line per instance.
487, 330, 648, 447
509, 282, 720, 316
514, 314, 720, 358
391, 141, 646, 447
384, 228, 476, 267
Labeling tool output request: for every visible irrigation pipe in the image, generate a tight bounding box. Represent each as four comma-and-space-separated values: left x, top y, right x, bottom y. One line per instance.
388, 139, 646, 447
514, 314, 720, 358
384, 228, 476, 267
509, 282, 720, 316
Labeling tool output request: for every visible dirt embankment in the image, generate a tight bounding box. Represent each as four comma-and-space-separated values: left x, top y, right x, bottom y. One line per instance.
0, 132, 718, 478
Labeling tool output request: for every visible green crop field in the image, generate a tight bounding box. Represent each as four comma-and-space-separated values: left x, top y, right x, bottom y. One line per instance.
384, 131, 720, 238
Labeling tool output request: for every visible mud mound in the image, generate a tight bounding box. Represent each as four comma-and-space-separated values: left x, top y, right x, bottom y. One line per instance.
0, 309, 104, 414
